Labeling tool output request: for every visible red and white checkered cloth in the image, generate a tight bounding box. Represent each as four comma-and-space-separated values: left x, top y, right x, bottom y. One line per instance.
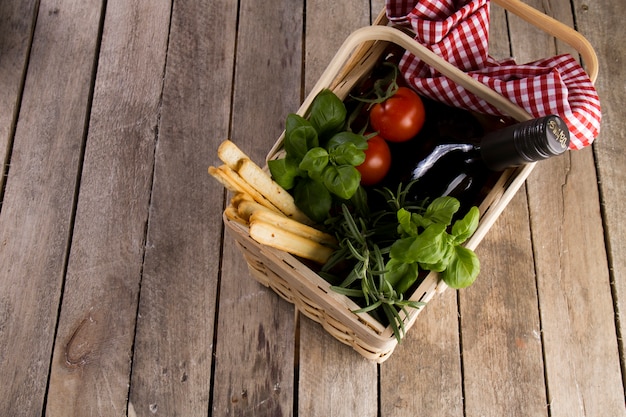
386, 0, 601, 149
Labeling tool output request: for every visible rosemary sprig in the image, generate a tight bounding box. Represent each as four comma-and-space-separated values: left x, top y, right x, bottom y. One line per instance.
322, 188, 425, 342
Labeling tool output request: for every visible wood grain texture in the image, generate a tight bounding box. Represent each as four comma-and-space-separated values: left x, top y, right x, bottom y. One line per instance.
126, 0, 238, 416
44, 1, 171, 415
371, 0, 387, 21
298, 321, 378, 417
0, 0, 38, 194
507, 0, 579, 60
210, 0, 303, 415
488, 0, 511, 61
0, 1, 102, 415
575, 0, 626, 393
304, 0, 372, 95
380, 290, 464, 417
530, 149, 624, 417
461, 189, 548, 417
507, 1, 624, 416
212, 238, 297, 417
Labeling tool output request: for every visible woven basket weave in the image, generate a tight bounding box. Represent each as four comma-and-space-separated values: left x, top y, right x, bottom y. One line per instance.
223, 0, 597, 363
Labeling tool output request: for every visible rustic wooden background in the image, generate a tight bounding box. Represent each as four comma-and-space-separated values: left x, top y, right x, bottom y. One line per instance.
0, 0, 624, 416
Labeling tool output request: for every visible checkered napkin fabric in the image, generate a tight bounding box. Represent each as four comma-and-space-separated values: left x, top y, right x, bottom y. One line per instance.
386, 0, 601, 149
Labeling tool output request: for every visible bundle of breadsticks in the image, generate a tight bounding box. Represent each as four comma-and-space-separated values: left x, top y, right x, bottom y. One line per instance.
209, 140, 337, 265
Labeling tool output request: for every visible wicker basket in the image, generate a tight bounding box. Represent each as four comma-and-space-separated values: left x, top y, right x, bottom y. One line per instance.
223, 0, 598, 363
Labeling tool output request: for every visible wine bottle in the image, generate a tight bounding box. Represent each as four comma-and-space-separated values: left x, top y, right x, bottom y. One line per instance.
385, 101, 570, 211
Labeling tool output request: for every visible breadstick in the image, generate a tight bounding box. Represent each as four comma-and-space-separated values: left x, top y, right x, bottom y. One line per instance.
249, 220, 334, 264
230, 192, 254, 208
236, 158, 313, 225
215, 140, 313, 225
224, 205, 247, 226
217, 140, 248, 169
208, 165, 239, 193
208, 165, 282, 214
236, 199, 277, 222
250, 210, 337, 247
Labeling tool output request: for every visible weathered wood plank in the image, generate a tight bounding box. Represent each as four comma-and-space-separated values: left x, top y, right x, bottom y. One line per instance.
303, 0, 374, 94
380, 290, 464, 417
488, 0, 511, 61
298, 323, 379, 417
296, 2, 378, 416
575, 0, 626, 395
0, 0, 102, 415
508, 1, 625, 416
530, 147, 624, 417
371, 0, 386, 20
44, 1, 171, 415
126, 0, 238, 416
210, 0, 304, 415
461, 189, 549, 417
212, 240, 297, 417
0, 0, 38, 194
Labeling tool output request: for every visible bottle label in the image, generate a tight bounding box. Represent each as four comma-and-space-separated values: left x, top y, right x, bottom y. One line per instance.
548, 118, 569, 150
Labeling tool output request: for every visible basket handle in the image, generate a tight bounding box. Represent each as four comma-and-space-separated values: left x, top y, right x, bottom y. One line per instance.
301, 25, 534, 122
372, 0, 598, 83
493, 0, 598, 83
299, 0, 598, 119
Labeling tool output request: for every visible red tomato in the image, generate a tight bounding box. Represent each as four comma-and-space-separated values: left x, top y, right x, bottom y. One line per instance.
357, 135, 391, 186
370, 87, 425, 142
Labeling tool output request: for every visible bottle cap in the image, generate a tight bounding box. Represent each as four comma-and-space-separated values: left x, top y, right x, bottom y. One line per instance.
480, 115, 570, 171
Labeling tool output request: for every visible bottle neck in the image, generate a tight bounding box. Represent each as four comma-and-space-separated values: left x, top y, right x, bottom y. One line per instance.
479, 115, 570, 171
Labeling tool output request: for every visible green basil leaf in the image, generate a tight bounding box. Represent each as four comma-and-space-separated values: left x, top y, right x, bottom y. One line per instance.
286, 113, 309, 134
329, 142, 365, 166
419, 243, 454, 272
385, 258, 419, 295
326, 131, 368, 152
441, 246, 480, 289
397, 208, 416, 236
299, 147, 329, 176
294, 178, 332, 223
268, 157, 301, 190
389, 236, 418, 263
451, 206, 479, 244
308, 89, 347, 138
402, 223, 448, 265
423, 196, 460, 226
321, 165, 361, 200
411, 212, 432, 229
284, 114, 318, 160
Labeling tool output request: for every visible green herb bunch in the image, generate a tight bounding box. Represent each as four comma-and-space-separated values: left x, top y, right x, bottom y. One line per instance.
268, 89, 368, 223
322, 183, 481, 341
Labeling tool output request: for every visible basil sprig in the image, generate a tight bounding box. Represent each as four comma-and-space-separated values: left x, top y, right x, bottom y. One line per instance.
269, 89, 367, 223
386, 197, 480, 291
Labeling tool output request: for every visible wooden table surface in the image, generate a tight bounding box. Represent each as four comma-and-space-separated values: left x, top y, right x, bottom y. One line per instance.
1, 0, 625, 416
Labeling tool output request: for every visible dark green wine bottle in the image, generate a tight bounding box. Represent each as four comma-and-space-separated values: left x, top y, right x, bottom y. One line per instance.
403, 114, 570, 209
